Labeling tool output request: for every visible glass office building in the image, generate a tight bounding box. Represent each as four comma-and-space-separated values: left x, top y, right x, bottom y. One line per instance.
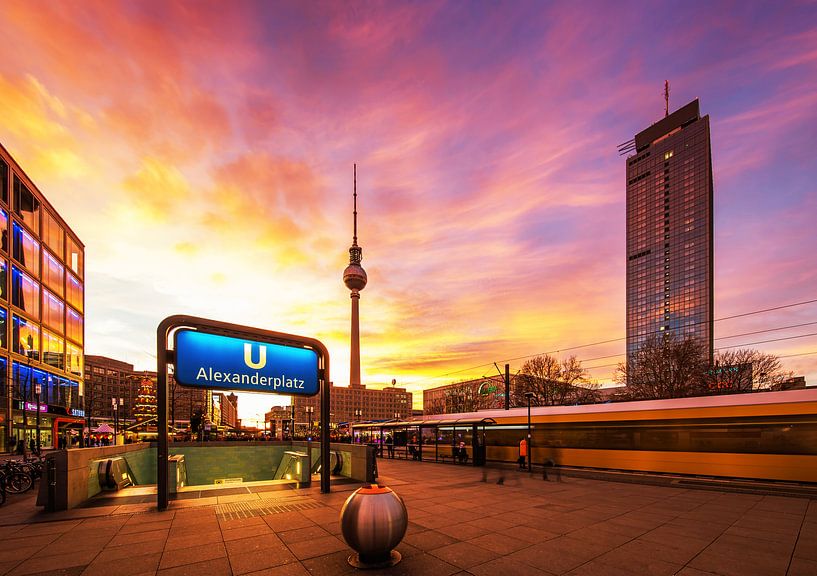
0, 143, 85, 452
625, 100, 714, 359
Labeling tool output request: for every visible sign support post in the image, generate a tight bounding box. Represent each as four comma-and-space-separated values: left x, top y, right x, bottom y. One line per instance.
157, 315, 330, 510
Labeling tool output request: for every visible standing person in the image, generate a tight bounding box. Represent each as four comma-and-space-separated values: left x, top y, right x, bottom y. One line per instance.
29, 437, 36, 455
518, 437, 527, 470
458, 440, 467, 463
386, 434, 394, 459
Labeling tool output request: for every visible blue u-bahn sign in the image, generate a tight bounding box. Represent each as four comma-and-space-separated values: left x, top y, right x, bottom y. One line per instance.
174, 329, 320, 396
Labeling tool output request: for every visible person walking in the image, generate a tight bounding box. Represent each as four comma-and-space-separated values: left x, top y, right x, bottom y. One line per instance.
518, 437, 527, 470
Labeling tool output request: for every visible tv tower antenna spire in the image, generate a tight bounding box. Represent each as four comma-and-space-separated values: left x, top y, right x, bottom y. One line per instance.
664, 80, 670, 117
353, 163, 358, 247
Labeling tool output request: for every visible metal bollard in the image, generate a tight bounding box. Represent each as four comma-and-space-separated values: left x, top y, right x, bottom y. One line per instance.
339, 484, 407, 569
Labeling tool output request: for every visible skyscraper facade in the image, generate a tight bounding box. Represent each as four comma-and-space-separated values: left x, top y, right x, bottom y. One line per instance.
625, 99, 714, 359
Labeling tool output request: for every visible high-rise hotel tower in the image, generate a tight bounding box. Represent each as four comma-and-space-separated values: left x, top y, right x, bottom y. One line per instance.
624, 99, 714, 359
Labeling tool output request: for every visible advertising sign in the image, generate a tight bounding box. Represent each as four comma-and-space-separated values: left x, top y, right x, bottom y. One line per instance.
174, 329, 320, 396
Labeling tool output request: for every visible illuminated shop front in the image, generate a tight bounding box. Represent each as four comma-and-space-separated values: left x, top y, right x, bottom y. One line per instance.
0, 143, 85, 452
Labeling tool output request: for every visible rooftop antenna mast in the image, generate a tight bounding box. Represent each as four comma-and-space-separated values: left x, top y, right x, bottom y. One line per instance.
664, 80, 670, 117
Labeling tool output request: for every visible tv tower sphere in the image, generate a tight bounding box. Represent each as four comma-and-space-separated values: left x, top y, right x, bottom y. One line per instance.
344, 262, 367, 291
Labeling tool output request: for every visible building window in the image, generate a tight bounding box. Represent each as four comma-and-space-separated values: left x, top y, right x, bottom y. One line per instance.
12, 222, 40, 276
0, 259, 5, 301
67, 235, 82, 277
67, 342, 82, 376
43, 290, 65, 334
11, 266, 39, 318
13, 313, 40, 359
42, 329, 65, 370
67, 307, 82, 344
43, 210, 64, 259
0, 158, 7, 205
67, 273, 83, 312
0, 209, 7, 253
0, 307, 5, 349
13, 176, 39, 234
43, 251, 64, 297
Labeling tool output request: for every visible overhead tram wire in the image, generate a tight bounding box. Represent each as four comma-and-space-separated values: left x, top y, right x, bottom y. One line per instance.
579, 324, 817, 370
397, 297, 817, 390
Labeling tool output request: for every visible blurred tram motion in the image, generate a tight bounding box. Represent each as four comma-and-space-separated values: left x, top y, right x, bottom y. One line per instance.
418, 389, 817, 484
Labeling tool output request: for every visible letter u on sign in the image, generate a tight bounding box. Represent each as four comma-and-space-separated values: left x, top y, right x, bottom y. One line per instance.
244, 343, 267, 369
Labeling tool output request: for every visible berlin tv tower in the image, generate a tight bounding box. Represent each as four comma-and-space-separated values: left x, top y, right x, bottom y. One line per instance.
343, 164, 367, 386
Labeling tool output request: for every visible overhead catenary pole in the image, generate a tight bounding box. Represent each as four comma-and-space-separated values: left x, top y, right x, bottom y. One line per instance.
493, 362, 511, 410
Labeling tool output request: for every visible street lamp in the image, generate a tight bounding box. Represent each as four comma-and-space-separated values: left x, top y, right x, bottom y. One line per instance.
524, 392, 534, 472
305, 406, 315, 435
112, 397, 124, 445
353, 409, 362, 443
35, 383, 42, 454
112, 398, 118, 444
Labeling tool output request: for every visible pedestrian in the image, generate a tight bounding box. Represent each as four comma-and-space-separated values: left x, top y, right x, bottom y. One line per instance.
29, 438, 36, 455
386, 434, 394, 459
9, 436, 16, 454
518, 437, 527, 470
458, 440, 467, 464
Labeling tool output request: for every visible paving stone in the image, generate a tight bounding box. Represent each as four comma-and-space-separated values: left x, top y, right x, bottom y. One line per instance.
298, 550, 356, 576
284, 535, 347, 560
243, 563, 311, 576
436, 522, 491, 541
788, 556, 817, 576
158, 557, 232, 576
0, 546, 46, 564
262, 512, 315, 533
80, 552, 162, 576
466, 533, 532, 555
228, 548, 297, 576
689, 548, 789, 576
402, 530, 458, 551
95, 539, 165, 561
468, 556, 554, 576
164, 529, 223, 551
159, 542, 227, 570
277, 525, 330, 545
221, 524, 274, 542
430, 541, 499, 569
9, 548, 98, 575
224, 534, 288, 557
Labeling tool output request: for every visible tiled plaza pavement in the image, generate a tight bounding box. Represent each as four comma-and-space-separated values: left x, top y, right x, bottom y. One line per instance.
1, 459, 816, 576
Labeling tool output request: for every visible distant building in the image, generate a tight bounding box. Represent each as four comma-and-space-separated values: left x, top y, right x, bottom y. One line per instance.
84, 355, 208, 430
625, 99, 714, 360
84, 355, 152, 426
296, 382, 412, 425
423, 376, 506, 416
169, 375, 209, 428
212, 391, 238, 429
775, 376, 807, 391
264, 405, 293, 439
265, 383, 412, 434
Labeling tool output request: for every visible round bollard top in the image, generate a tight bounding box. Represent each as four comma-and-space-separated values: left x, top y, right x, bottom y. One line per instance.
356, 484, 392, 495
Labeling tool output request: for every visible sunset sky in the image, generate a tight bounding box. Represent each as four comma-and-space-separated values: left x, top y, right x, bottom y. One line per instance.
2, 1, 816, 424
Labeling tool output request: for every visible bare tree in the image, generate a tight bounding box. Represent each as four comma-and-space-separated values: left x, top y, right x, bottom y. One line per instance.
513, 354, 594, 406
616, 334, 708, 400
706, 349, 793, 392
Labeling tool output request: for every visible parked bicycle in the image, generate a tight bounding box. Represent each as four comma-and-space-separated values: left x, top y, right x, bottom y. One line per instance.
0, 457, 42, 494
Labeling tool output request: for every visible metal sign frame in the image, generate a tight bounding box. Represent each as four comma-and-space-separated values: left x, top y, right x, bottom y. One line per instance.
156, 315, 331, 510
